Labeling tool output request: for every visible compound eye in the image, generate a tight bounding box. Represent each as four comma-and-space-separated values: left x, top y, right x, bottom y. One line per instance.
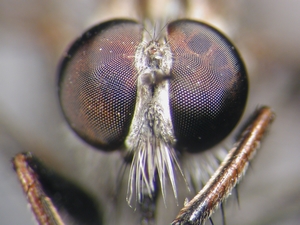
167, 20, 248, 152
59, 20, 142, 150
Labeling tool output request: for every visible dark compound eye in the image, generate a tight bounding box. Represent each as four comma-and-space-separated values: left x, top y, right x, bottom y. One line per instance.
167, 20, 248, 152
58, 20, 142, 150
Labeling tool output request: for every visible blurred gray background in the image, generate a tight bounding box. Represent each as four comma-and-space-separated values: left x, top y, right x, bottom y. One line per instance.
0, 0, 299, 224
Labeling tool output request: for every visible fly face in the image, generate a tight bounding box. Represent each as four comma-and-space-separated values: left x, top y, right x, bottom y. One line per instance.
8, 1, 278, 225
57, 18, 251, 224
